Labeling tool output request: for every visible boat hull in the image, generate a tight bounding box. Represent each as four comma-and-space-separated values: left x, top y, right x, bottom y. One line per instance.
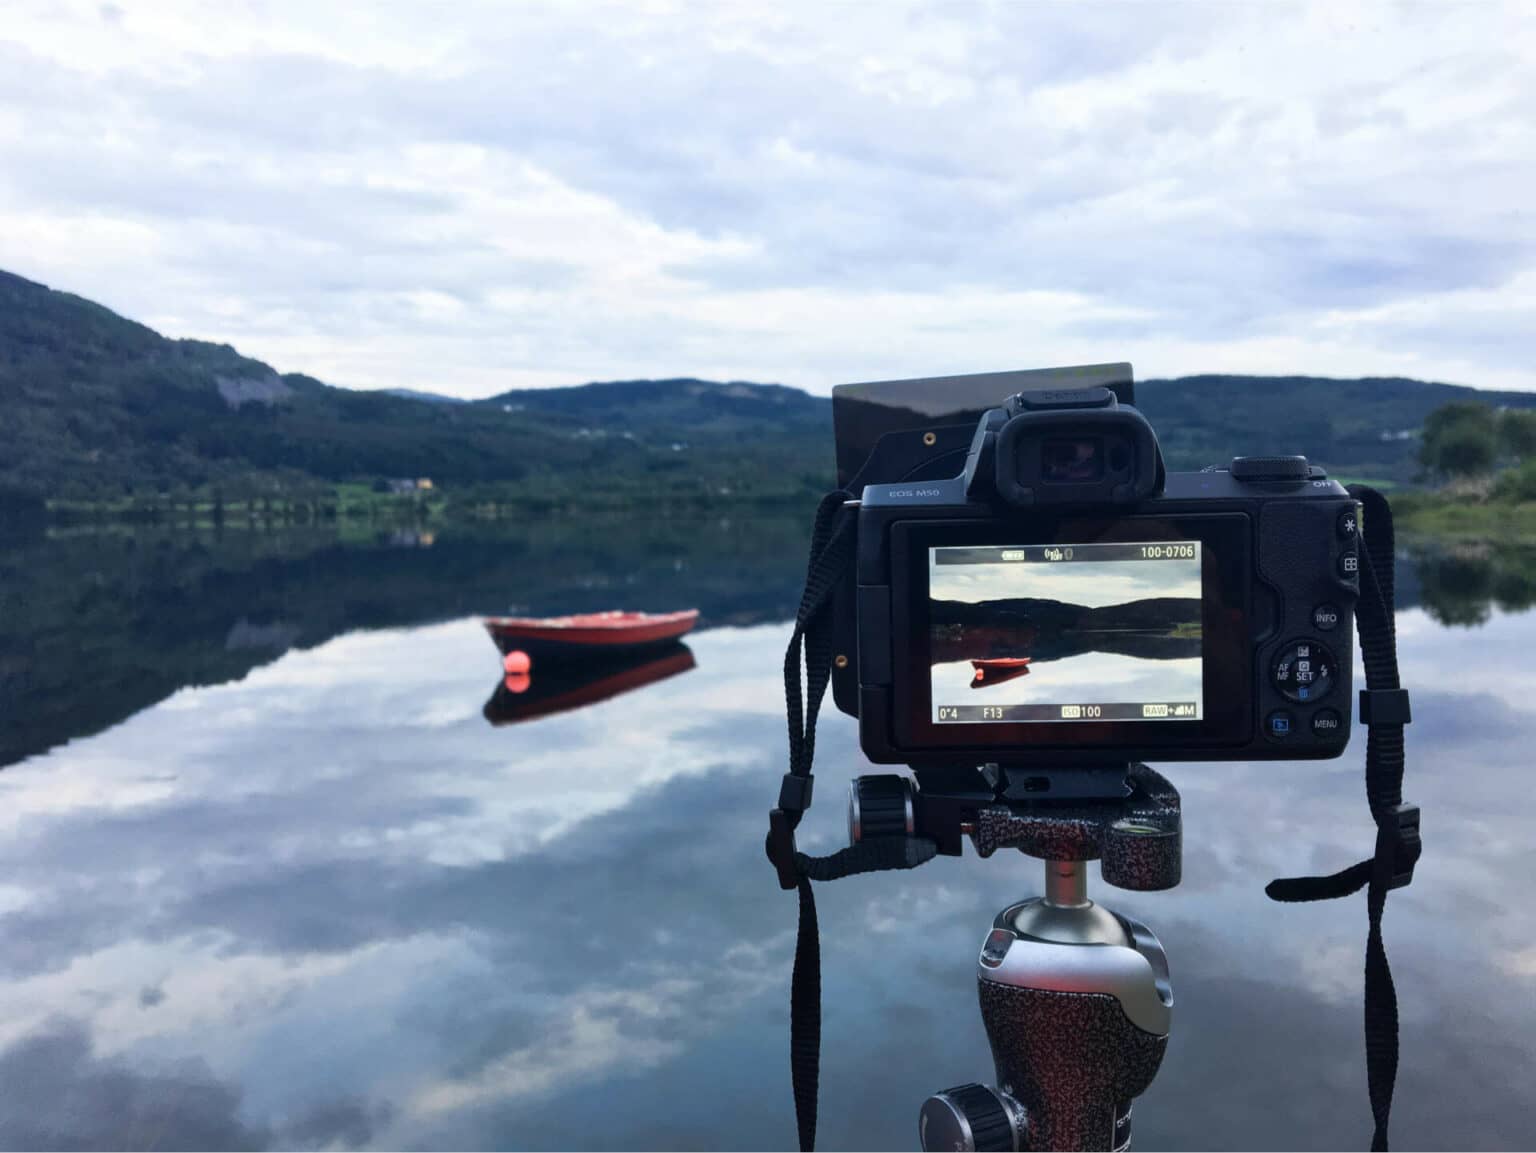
484, 610, 699, 662
969, 656, 1032, 689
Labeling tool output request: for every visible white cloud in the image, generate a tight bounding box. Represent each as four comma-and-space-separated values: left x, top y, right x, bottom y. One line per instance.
1, 1, 1533, 395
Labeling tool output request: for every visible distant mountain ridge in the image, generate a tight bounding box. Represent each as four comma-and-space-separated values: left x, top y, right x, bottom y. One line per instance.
0, 269, 831, 503
3, 266, 1533, 502
931, 595, 1203, 662
381, 388, 467, 405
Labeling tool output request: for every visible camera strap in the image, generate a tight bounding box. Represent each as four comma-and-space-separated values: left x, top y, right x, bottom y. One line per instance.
768, 484, 1420, 1153
766, 490, 941, 1152
1266, 485, 1420, 1152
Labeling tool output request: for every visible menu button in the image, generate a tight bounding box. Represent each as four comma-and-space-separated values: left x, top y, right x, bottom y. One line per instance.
1311, 709, 1343, 739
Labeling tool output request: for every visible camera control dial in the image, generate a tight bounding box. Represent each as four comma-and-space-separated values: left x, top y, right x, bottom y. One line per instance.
1272, 640, 1338, 704
1229, 455, 1311, 480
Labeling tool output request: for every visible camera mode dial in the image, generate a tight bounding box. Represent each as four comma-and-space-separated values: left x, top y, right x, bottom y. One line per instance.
1229, 455, 1311, 481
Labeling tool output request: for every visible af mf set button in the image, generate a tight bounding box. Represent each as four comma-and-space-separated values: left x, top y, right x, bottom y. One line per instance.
1272, 639, 1337, 704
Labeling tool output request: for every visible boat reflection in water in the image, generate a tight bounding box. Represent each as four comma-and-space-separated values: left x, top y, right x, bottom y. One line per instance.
484, 642, 698, 726
969, 656, 1031, 689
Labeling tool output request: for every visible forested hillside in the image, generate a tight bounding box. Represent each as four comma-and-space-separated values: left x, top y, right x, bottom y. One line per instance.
0, 270, 829, 504
4, 267, 1533, 505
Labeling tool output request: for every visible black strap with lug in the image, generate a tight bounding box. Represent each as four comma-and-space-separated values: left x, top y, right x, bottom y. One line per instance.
765, 490, 940, 1151
1267, 485, 1420, 1152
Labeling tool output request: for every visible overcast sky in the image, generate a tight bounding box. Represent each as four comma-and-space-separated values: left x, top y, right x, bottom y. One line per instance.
931, 553, 1202, 607
2, 2, 1533, 398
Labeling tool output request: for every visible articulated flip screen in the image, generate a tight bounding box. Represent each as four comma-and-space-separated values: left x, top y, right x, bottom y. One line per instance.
929, 542, 1204, 724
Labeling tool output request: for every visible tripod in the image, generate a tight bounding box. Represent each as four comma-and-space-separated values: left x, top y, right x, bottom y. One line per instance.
850, 764, 1182, 1152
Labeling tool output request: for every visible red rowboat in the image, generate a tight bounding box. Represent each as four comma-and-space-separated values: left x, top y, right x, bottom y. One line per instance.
484, 609, 699, 664
969, 656, 1031, 689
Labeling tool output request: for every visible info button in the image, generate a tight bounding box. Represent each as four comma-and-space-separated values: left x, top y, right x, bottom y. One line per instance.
1312, 604, 1341, 632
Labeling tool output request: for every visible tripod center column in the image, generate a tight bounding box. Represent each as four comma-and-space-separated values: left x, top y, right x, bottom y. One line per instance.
1043, 858, 1089, 908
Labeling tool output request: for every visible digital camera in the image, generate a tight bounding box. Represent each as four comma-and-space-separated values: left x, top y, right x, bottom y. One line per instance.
830, 364, 1362, 768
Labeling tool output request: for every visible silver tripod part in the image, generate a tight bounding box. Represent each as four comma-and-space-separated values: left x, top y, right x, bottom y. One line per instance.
983, 860, 1171, 1039
921, 859, 1173, 1152
1006, 859, 1132, 949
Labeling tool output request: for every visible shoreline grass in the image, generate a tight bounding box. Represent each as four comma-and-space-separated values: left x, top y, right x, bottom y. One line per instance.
1389, 490, 1536, 540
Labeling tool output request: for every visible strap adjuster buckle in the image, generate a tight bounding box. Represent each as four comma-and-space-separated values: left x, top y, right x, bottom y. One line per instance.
1359, 688, 1412, 726
1373, 802, 1421, 891
778, 772, 814, 812
767, 809, 801, 891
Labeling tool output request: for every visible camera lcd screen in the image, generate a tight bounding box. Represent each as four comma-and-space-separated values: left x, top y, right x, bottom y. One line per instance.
928, 541, 1203, 724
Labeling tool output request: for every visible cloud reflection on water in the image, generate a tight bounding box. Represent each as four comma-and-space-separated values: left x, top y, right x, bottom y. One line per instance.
0, 611, 1532, 1149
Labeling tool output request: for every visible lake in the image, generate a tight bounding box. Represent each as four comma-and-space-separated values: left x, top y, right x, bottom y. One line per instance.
1, 520, 1533, 1150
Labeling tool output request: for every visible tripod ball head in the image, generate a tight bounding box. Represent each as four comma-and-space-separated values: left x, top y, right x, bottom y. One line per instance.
922, 871, 1173, 1153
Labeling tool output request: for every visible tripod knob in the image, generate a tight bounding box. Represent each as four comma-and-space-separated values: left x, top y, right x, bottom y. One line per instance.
848, 775, 915, 843
919, 1083, 1024, 1152
1101, 816, 1181, 891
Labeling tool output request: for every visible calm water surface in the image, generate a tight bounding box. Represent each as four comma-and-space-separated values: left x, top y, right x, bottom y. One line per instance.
1, 523, 1533, 1150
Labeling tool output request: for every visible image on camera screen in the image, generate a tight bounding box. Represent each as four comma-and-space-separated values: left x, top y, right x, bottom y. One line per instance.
929, 542, 1203, 723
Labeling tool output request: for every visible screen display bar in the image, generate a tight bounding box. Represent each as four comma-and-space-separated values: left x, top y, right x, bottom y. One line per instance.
933, 543, 1199, 565
936, 702, 1200, 723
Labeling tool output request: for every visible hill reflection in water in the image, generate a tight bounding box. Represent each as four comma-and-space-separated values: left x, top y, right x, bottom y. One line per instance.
0, 522, 1533, 1148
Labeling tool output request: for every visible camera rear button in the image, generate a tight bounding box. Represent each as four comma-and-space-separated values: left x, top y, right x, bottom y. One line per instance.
1311, 709, 1343, 739
1312, 604, 1340, 631
1273, 639, 1337, 703
1338, 551, 1359, 580
1266, 710, 1296, 740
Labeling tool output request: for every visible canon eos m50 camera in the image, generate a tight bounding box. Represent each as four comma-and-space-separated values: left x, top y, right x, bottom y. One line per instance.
830, 363, 1362, 768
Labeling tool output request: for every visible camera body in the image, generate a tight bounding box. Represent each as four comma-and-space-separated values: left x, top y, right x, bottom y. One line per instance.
831, 365, 1361, 767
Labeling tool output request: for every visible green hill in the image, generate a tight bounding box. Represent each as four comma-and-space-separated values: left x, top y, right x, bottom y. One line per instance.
3, 266, 1533, 505
1134, 373, 1536, 482
0, 269, 830, 506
